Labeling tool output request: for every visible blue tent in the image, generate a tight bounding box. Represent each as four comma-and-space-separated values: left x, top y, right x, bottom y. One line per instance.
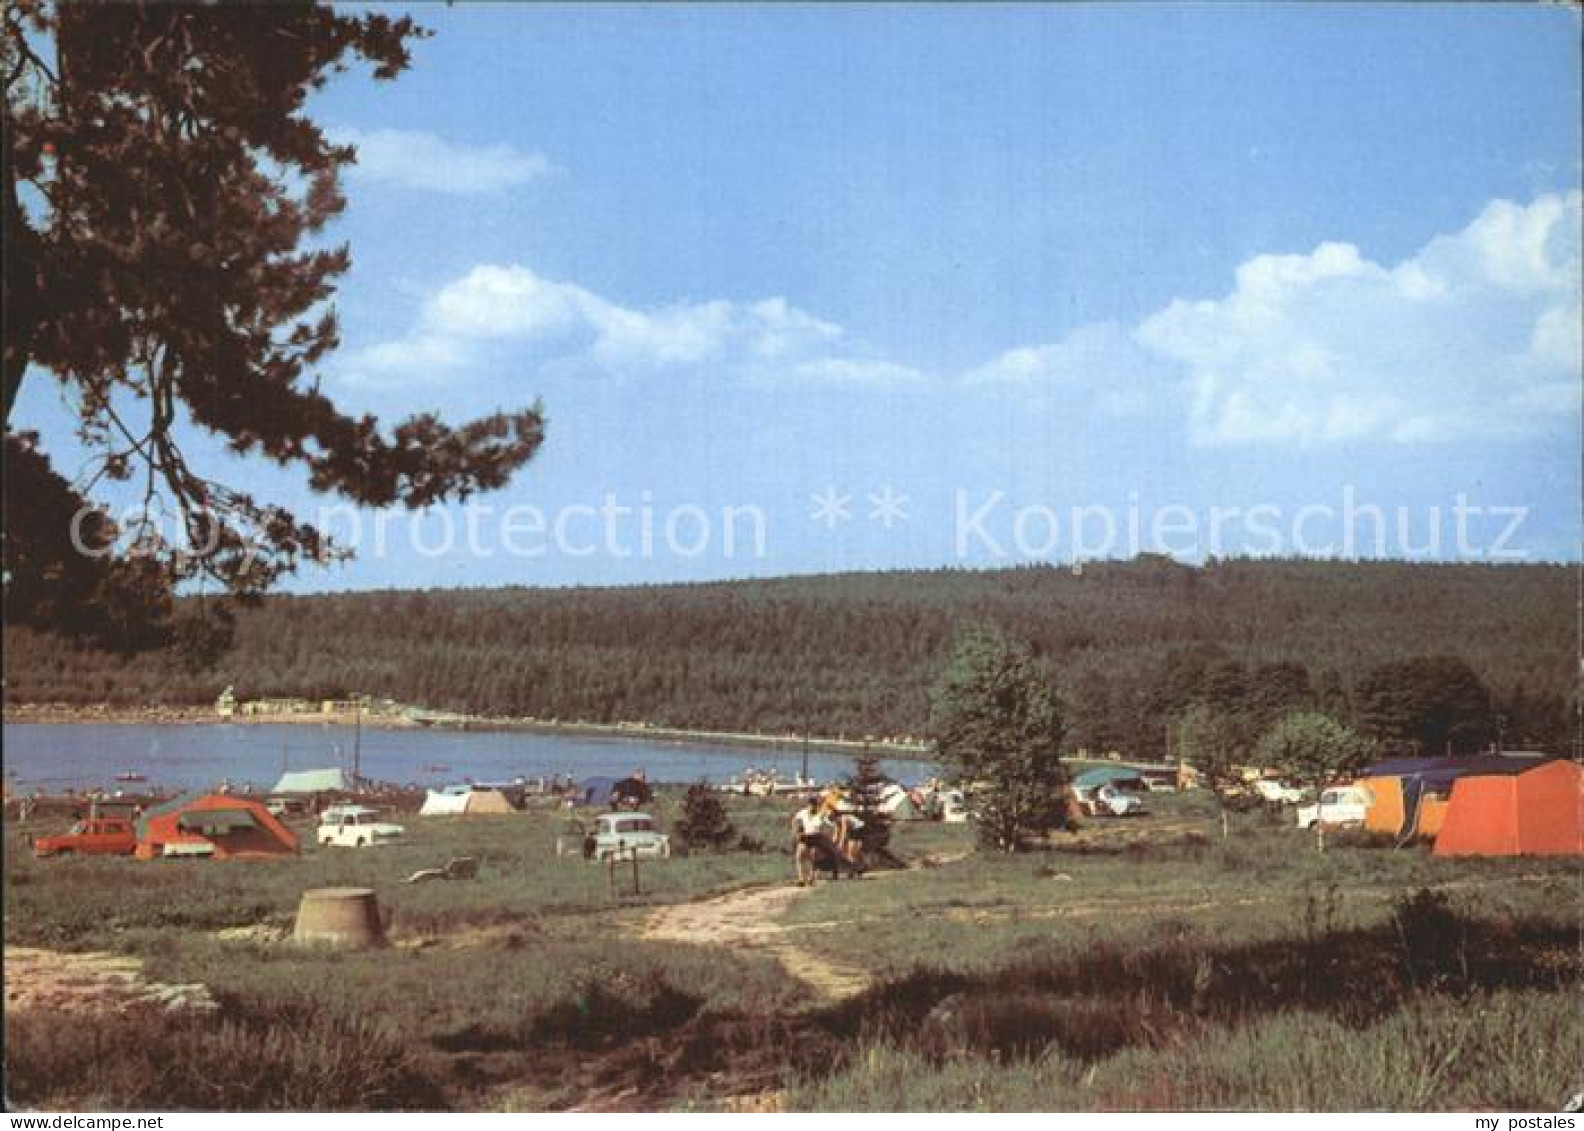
576, 776, 620, 807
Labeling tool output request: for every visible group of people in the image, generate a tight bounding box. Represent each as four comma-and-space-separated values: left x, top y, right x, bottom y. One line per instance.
791, 794, 867, 885
727, 768, 817, 797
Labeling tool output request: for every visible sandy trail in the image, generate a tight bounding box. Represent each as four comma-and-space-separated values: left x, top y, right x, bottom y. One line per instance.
637, 882, 873, 1002
634, 850, 971, 1002
637, 859, 1564, 970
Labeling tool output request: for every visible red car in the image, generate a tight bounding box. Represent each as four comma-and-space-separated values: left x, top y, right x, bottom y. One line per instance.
33, 817, 138, 858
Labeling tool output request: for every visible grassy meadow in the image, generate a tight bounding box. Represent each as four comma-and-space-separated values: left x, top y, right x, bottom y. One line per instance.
4, 789, 1580, 1111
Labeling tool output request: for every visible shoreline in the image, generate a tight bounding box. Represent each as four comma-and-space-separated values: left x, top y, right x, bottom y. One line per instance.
1, 703, 935, 760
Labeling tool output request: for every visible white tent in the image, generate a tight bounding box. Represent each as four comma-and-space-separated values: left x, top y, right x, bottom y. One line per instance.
272, 767, 355, 795
420, 785, 516, 816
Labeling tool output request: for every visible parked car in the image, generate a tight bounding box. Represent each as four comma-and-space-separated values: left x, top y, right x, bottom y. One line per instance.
1296, 786, 1371, 830
1073, 781, 1149, 817
936, 789, 971, 823
1092, 782, 1149, 817
1252, 778, 1306, 805
266, 796, 311, 818
589, 811, 670, 861
317, 805, 405, 848
33, 817, 138, 858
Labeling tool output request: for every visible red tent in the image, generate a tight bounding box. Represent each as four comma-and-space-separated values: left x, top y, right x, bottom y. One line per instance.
1432, 759, 1583, 857
135, 793, 299, 859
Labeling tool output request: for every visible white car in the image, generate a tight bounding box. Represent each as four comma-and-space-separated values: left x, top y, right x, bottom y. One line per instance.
1252, 779, 1306, 805
936, 789, 971, 823
1091, 783, 1148, 817
266, 796, 310, 818
317, 805, 405, 848
1296, 786, 1371, 830
590, 812, 671, 861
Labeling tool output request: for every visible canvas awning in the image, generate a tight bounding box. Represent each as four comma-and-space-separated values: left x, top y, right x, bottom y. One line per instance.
176, 808, 260, 834
1074, 766, 1148, 790
273, 768, 354, 794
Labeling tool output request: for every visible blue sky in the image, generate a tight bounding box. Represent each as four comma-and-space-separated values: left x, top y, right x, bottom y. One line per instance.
15, 3, 1582, 588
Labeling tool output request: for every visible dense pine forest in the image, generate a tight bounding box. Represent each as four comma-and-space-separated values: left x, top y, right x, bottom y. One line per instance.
4, 558, 1575, 761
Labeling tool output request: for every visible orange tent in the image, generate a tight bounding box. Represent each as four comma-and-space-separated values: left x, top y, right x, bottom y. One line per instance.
1416, 794, 1449, 838
1360, 775, 1405, 836
1360, 775, 1450, 839
1433, 760, 1583, 857
135, 793, 299, 859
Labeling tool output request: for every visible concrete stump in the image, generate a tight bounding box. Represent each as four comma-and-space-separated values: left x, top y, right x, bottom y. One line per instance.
293, 887, 385, 948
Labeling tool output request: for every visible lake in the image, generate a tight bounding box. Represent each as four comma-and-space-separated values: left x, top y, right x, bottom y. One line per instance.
0, 722, 937, 794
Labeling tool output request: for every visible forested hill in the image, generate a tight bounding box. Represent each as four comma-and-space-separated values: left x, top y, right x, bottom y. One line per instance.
4, 558, 1574, 760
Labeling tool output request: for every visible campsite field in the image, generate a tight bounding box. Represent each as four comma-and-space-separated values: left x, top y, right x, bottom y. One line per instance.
4, 791, 1580, 1112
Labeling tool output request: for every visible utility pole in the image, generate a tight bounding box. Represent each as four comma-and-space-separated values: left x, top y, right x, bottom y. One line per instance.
352, 700, 363, 790
801, 703, 811, 784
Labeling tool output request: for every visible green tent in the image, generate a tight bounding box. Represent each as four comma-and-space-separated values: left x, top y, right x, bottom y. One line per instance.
1073, 766, 1149, 791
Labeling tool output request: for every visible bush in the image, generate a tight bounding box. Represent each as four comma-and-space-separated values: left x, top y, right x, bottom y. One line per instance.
5, 1003, 440, 1110
918, 991, 1176, 1063
531, 974, 702, 1050
673, 781, 737, 851
1393, 888, 1468, 988
846, 750, 894, 855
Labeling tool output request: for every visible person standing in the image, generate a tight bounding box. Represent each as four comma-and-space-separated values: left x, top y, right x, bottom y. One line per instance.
833, 810, 867, 875
792, 795, 828, 886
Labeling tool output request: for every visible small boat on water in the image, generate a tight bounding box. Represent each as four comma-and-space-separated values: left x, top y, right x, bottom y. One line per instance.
114, 772, 147, 783
421, 764, 452, 774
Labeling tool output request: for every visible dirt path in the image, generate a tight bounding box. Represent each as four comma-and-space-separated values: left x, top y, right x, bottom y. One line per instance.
638, 861, 1564, 975
4, 947, 217, 1016
637, 882, 873, 1002
632, 851, 970, 1002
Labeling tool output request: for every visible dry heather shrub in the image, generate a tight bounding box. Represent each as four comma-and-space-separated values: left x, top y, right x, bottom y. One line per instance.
5, 1005, 438, 1111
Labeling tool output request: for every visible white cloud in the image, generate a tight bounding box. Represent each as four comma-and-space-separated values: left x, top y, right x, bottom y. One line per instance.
960, 321, 1174, 421
331, 127, 550, 194
425, 264, 590, 340
342, 192, 1581, 442
1454, 193, 1579, 293
967, 321, 1141, 385
586, 298, 737, 367
349, 332, 468, 376
745, 298, 843, 359
1136, 191, 1582, 445
341, 263, 890, 386
1528, 304, 1582, 372
793, 358, 925, 384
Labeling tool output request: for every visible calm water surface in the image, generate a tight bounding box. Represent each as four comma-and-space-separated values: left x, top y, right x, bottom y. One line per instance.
1, 722, 935, 793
